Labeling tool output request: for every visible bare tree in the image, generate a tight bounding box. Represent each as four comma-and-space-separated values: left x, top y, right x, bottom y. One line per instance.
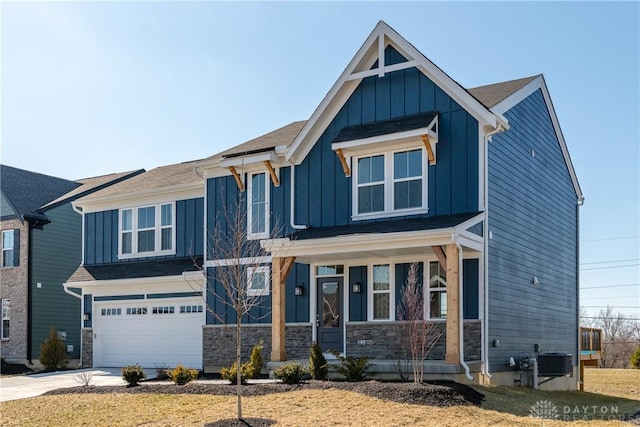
396, 262, 442, 384
590, 307, 640, 368
195, 189, 280, 420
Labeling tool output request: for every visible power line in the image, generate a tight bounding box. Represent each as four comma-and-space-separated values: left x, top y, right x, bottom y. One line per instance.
581, 264, 639, 271
581, 296, 637, 299
581, 317, 640, 320
581, 306, 640, 308
581, 283, 639, 289
581, 258, 640, 265
582, 236, 640, 243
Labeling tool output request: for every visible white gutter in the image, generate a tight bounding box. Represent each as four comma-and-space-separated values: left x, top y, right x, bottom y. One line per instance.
63, 282, 82, 299
290, 165, 308, 230
455, 238, 473, 381
481, 123, 508, 381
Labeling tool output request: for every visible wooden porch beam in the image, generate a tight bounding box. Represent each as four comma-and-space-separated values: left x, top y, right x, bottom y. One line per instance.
335, 149, 351, 177
422, 135, 436, 165
432, 245, 447, 271
271, 256, 296, 362
445, 243, 460, 364
263, 161, 280, 187
228, 166, 244, 192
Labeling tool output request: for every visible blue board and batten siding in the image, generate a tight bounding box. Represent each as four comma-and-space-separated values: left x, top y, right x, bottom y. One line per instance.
487, 89, 578, 372
294, 46, 479, 228
205, 47, 482, 326
84, 198, 204, 264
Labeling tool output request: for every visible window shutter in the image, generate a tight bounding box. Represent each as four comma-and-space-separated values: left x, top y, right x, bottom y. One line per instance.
13, 229, 19, 266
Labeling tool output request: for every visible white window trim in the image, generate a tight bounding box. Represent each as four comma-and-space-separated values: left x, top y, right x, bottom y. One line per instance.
247, 171, 270, 240
1, 230, 14, 268
247, 265, 270, 297
367, 263, 395, 321
352, 147, 428, 221
1, 299, 9, 340
118, 203, 176, 259
426, 261, 448, 321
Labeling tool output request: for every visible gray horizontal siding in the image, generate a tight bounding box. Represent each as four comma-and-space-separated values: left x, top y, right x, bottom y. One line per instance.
487, 89, 578, 372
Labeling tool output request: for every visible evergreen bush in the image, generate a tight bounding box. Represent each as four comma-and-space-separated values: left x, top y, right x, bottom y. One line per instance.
273, 362, 306, 384
39, 327, 68, 370
167, 364, 199, 385
329, 349, 374, 381
121, 364, 146, 386
309, 342, 328, 380
631, 346, 640, 369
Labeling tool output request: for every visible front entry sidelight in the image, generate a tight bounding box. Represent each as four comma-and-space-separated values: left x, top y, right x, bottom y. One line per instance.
316, 277, 343, 353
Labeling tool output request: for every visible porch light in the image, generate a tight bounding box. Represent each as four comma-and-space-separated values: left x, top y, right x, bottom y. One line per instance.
294, 284, 304, 296
83, 312, 91, 321
352, 282, 361, 293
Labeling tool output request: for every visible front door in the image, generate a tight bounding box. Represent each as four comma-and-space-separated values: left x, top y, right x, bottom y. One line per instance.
316, 277, 343, 353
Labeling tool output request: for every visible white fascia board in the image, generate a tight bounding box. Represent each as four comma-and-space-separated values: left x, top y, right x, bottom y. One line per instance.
78, 183, 204, 214
64, 274, 204, 292
331, 126, 436, 155
219, 151, 281, 168
491, 75, 584, 203
262, 228, 455, 258
204, 256, 273, 268
454, 212, 486, 233
285, 21, 500, 166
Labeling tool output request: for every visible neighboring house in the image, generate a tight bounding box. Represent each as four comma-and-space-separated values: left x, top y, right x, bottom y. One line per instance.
0, 164, 142, 364
65, 161, 205, 368
194, 21, 583, 389
67, 21, 582, 390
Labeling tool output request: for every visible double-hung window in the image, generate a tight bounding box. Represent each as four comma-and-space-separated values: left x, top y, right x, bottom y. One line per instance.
371, 264, 392, 320
2, 229, 18, 268
247, 172, 269, 239
119, 203, 175, 258
353, 148, 426, 219
1, 299, 9, 339
428, 261, 447, 319
247, 265, 270, 297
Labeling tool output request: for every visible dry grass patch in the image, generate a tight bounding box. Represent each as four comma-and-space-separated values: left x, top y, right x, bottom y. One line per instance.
583, 368, 640, 399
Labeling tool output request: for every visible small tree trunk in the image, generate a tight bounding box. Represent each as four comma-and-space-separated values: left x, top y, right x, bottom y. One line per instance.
236, 310, 242, 420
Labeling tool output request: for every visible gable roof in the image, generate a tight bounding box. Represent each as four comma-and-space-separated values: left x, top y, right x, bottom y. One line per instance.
0, 164, 80, 221
76, 159, 204, 205
41, 169, 145, 210
468, 75, 540, 109
285, 21, 507, 164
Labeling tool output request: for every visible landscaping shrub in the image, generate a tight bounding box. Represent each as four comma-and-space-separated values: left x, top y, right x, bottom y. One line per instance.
329, 349, 374, 381
121, 364, 146, 386
273, 362, 307, 384
39, 327, 68, 370
220, 341, 264, 384
631, 345, 640, 369
309, 342, 328, 380
245, 341, 264, 379
220, 362, 248, 385
167, 364, 199, 385
155, 363, 170, 380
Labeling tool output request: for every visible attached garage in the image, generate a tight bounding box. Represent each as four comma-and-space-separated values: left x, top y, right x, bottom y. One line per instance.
93, 297, 204, 369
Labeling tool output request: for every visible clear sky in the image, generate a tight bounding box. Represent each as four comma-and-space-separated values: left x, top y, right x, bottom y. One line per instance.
1, 2, 638, 318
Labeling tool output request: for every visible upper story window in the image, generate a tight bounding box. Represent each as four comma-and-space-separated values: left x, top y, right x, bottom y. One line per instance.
1, 229, 19, 268
119, 203, 175, 258
353, 148, 427, 220
247, 172, 269, 239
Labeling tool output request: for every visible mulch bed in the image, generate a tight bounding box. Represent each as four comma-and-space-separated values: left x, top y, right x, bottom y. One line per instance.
44, 379, 484, 407
0, 361, 33, 376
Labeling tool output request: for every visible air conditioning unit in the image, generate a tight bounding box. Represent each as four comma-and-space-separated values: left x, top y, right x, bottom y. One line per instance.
537, 352, 572, 376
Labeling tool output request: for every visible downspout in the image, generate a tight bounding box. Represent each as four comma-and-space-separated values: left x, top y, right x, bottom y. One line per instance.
454, 238, 473, 381
290, 165, 308, 230
482, 123, 507, 380
71, 202, 85, 266
26, 223, 33, 364
62, 283, 82, 300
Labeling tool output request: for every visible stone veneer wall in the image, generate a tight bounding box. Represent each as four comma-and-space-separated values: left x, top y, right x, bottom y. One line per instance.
345, 320, 481, 361
0, 220, 30, 362
81, 328, 93, 368
203, 324, 312, 371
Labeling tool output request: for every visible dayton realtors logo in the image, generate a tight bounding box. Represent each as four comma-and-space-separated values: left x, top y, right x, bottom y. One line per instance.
530, 400, 623, 421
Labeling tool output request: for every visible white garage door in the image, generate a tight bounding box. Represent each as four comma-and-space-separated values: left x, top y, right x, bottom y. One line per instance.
93, 299, 204, 369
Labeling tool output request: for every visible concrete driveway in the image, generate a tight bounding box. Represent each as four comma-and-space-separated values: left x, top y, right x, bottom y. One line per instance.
0, 368, 138, 402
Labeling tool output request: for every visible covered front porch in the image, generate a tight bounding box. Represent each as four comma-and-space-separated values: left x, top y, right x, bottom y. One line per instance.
262, 212, 485, 374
